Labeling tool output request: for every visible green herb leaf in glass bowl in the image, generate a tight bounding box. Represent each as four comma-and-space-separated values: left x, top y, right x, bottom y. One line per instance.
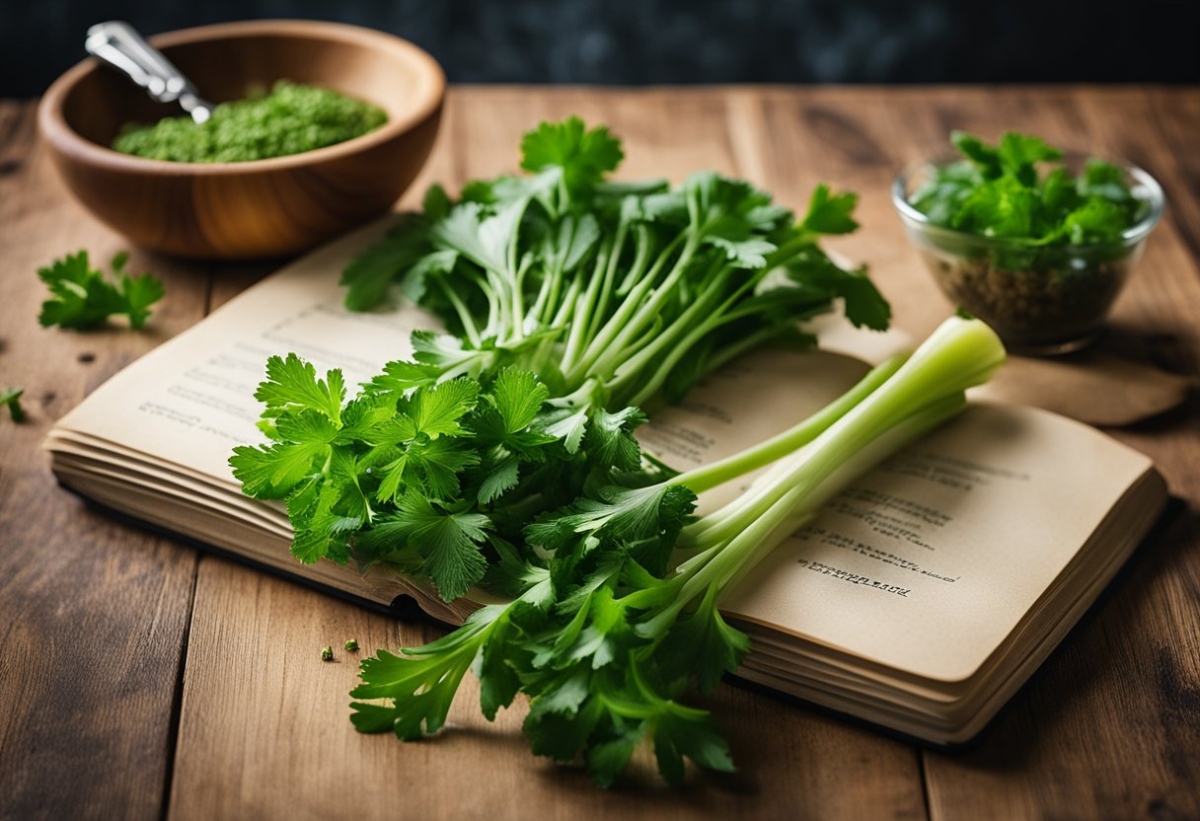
893, 131, 1164, 355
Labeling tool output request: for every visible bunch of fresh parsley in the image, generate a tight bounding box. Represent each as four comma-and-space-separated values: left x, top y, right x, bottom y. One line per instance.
232, 117, 889, 603
909, 131, 1147, 246
229, 116, 902, 785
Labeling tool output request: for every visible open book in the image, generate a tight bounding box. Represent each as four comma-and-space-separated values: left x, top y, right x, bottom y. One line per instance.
43, 216, 1169, 746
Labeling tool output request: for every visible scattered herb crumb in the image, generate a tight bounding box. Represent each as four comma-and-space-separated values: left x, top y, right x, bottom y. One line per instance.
320, 646, 334, 662
113, 80, 387, 163
1, 387, 25, 422
344, 639, 359, 652
38, 250, 164, 330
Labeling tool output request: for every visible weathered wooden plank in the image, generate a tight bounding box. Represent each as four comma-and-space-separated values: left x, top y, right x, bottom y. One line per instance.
168, 555, 927, 821
0, 100, 206, 820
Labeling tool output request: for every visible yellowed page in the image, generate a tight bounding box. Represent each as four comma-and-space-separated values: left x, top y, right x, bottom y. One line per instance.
718, 403, 1153, 682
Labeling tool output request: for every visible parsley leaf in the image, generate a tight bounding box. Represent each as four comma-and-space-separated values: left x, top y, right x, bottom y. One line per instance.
37, 251, 164, 330
520, 115, 623, 198
800, 183, 860, 235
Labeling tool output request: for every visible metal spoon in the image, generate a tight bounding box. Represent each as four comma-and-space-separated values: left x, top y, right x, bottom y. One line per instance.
85, 21, 215, 124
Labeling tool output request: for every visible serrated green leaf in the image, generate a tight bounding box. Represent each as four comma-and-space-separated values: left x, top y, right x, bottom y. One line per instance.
705, 235, 776, 268
255, 354, 345, 422
477, 453, 520, 505
542, 405, 589, 453
230, 440, 328, 499
656, 585, 750, 692
520, 116, 623, 197
406, 436, 481, 500
584, 406, 647, 472
489, 368, 549, 433
365, 359, 444, 398
652, 708, 736, 785
363, 493, 492, 601
341, 218, 431, 311
410, 377, 480, 437
800, 184, 859, 235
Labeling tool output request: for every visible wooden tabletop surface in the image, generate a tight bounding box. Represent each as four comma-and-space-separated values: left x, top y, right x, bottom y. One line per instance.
2, 86, 1198, 820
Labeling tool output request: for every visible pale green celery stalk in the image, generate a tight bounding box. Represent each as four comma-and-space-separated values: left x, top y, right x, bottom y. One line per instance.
606, 237, 837, 409
668, 352, 908, 495
644, 317, 1006, 622
584, 235, 702, 380
605, 258, 734, 404
435, 279, 483, 348
548, 271, 584, 331
560, 238, 617, 367
508, 254, 535, 341
477, 270, 507, 341
525, 273, 587, 379
583, 218, 631, 345
613, 274, 746, 408
564, 231, 689, 386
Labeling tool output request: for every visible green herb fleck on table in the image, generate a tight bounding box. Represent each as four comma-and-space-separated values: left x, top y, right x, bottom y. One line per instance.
112, 80, 387, 164
38, 251, 164, 330
1, 387, 25, 422
321, 646, 334, 662
344, 639, 359, 652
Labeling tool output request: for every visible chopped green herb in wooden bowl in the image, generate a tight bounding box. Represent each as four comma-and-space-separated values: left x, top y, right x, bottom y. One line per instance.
892, 131, 1164, 354
38, 20, 445, 259
112, 80, 387, 163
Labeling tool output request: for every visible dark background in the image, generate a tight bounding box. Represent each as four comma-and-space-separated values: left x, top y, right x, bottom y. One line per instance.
4, 0, 1199, 97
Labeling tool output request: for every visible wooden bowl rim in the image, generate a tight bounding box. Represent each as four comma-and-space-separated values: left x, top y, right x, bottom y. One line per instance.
37, 18, 446, 177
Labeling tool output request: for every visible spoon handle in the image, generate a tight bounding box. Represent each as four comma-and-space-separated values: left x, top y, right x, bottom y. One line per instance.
85, 21, 215, 123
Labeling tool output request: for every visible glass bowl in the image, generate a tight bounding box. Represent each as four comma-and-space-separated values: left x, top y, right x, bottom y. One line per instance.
892, 154, 1164, 355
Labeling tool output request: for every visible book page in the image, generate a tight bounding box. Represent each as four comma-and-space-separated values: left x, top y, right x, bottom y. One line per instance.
713, 403, 1154, 682
52, 217, 439, 482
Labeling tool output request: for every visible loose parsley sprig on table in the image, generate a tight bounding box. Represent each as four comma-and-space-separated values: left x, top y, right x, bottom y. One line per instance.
37, 250, 165, 330
908, 130, 1147, 246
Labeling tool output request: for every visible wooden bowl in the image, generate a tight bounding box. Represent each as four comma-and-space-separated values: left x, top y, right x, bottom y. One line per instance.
38, 19, 445, 259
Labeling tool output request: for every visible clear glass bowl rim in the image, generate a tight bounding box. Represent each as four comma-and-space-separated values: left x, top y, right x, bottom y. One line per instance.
891, 151, 1166, 251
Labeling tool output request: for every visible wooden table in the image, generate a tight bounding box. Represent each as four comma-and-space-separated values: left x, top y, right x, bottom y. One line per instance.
2, 86, 1198, 820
